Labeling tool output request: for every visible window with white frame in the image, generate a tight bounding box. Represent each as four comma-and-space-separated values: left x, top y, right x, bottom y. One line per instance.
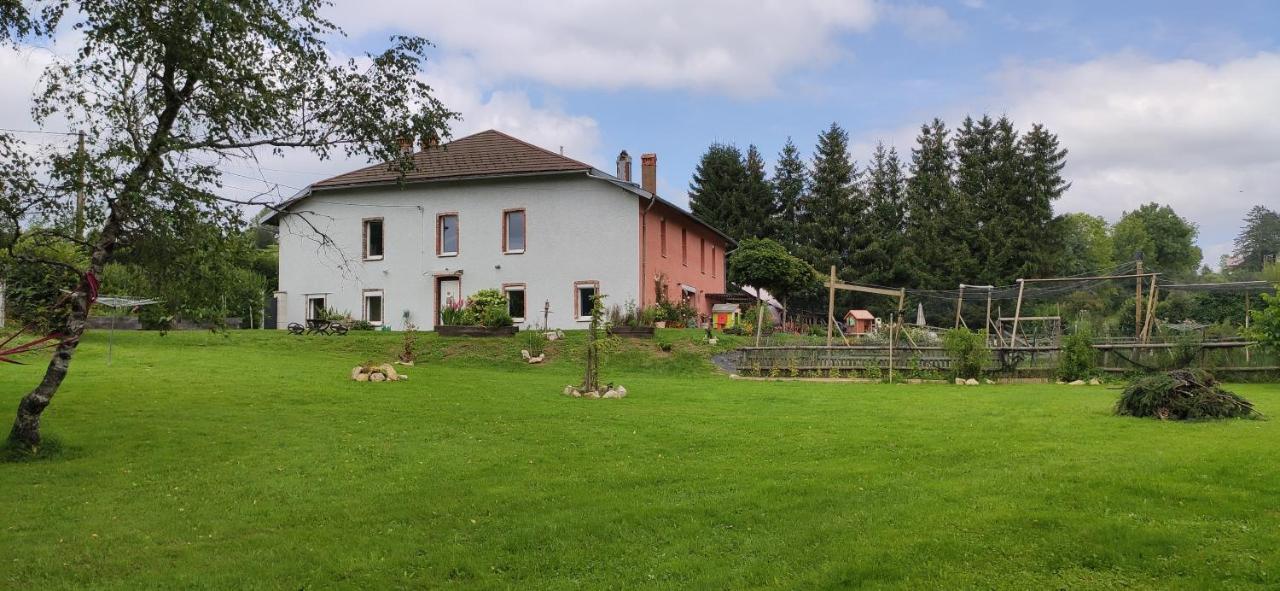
306, 295, 327, 320
504, 284, 526, 323
574, 281, 599, 321
363, 290, 384, 325
503, 209, 526, 253
437, 213, 459, 256
363, 218, 384, 260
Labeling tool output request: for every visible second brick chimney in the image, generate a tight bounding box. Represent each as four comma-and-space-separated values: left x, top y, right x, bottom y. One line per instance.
641, 153, 657, 194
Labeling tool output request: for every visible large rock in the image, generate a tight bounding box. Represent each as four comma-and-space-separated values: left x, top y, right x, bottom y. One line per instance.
354, 372, 369, 382
583, 390, 601, 399
521, 349, 532, 361
964, 378, 979, 386
351, 366, 363, 380
954, 378, 966, 385
1088, 378, 1102, 386
370, 372, 386, 382
528, 355, 544, 364
1068, 379, 1085, 386
563, 385, 574, 396
602, 389, 622, 399
378, 364, 399, 381
616, 386, 628, 398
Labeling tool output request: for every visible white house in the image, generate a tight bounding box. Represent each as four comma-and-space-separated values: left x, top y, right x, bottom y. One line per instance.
265, 130, 733, 331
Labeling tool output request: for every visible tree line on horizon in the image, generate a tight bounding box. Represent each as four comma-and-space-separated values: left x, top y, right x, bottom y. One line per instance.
690, 117, 1278, 324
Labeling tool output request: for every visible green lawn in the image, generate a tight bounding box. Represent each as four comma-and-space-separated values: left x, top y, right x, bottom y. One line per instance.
3, 330, 1278, 589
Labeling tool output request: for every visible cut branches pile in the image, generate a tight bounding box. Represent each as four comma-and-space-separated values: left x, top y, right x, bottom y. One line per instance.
1115, 369, 1259, 420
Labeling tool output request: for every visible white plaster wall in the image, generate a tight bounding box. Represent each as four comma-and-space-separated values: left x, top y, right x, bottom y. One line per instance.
276, 173, 640, 330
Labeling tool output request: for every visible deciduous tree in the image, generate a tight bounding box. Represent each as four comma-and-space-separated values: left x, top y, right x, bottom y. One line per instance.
3, 0, 455, 448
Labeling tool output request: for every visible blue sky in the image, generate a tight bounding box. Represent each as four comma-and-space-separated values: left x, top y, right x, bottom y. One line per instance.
2, 1, 1277, 268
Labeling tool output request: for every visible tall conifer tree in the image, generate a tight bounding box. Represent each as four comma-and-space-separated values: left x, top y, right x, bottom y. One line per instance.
1020, 123, 1070, 277
798, 123, 857, 273
858, 142, 911, 287
688, 143, 748, 241
902, 119, 962, 289
739, 144, 777, 240
771, 138, 807, 250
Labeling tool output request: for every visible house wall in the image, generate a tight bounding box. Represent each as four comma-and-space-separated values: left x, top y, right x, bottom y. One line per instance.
638, 200, 730, 317
277, 173, 641, 330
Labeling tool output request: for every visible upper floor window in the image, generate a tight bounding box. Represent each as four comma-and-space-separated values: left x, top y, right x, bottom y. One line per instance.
681, 228, 688, 266
711, 246, 718, 277
437, 213, 459, 256
700, 237, 706, 274
503, 209, 526, 254
659, 219, 667, 257
363, 218, 384, 260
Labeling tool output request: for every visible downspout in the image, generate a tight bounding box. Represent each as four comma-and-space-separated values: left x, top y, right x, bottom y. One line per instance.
639, 191, 658, 309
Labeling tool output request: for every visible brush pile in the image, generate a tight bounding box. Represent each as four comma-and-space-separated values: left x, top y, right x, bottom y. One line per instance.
1115, 369, 1258, 420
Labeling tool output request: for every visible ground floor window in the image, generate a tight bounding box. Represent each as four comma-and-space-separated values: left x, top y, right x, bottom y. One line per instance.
306, 295, 327, 320
504, 284, 526, 323
574, 281, 599, 321
364, 290, 384, 326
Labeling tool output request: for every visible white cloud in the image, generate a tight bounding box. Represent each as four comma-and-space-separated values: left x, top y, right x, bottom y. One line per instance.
999, 52, 1280, 264
324, 0, 882, 97
855, 52, 1280, 269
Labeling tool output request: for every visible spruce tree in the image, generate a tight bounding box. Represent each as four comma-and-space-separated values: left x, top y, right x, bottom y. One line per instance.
688, 143, 747, 241
739, 144, 777, 240
798, 123, 858, 274
1020, 123, 1070, 277
902, 119, 962, 289
859, 142, 911, 287
952, 115, 998, 284
771, 138, 807, 250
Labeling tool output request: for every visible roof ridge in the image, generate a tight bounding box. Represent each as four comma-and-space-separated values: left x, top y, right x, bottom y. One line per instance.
480, 129, 593, 170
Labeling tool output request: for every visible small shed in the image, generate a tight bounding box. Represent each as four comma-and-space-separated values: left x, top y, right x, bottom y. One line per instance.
844, 309, 875, 335
711, 303, 740, 330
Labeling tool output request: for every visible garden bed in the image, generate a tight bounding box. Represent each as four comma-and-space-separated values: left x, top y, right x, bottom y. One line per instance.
607, 326, 655, 338
435, 325, 519, 337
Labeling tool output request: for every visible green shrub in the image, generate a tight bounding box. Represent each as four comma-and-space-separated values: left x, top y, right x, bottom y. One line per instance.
1057, 323, 1097, 381
943, 328, 988, 380
481, 307, 513, 328
1115, 369, 1257, 420
467, 289, 507, 322
350, 320, 375, 331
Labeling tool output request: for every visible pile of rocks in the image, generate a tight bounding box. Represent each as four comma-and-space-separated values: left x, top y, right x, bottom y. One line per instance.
521, 350, 545, 364
954, 378, 994, 386
1061, 378, 1103, 386
351, 363, 409, 382
563, 384, 627, 399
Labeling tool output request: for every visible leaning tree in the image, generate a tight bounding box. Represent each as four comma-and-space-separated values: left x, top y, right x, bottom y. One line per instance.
2, 0, 455, 449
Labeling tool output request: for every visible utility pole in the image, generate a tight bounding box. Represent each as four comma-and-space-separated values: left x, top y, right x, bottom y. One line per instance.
73, 131, 87, 239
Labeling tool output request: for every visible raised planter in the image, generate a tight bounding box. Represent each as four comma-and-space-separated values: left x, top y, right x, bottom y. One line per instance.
435, 325, 519, 337
607, 326, 656, 338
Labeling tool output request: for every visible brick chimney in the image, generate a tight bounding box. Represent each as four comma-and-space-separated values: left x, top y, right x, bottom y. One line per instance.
422, 131, 441, 150
616, 150, 632, 182
396, 136, 414, 155
641, 153, 657, 194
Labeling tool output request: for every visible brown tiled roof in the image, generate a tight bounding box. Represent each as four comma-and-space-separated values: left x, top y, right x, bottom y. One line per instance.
311, 129, 592, 189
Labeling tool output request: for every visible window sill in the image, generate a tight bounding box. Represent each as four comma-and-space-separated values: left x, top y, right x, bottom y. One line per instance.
363, 256, 384, 262
512, 317, 526, 324
576, 317, 591, 322
503, 249, 525, 255
438, 252, 458, 258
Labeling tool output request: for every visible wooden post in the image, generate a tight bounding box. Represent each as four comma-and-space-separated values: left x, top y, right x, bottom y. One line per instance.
985, 289, 993, 337
1009, 279, 1026, 346
888, 313, 895, 384
826, 265, 836, 348
1134, 259, 1143, 339
954, 285, 964, 329
1245, 293, 1251, 364
1140, 278, 1158, 343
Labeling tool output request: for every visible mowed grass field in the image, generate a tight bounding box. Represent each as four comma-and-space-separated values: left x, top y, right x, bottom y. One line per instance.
2, 330, 1278, 590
